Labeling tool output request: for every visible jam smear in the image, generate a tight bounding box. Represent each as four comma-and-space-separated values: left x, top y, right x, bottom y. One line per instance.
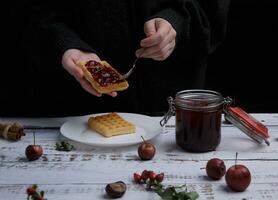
85, 60, 124, 87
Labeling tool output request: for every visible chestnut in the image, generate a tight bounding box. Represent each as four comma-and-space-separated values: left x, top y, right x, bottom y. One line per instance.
105, 181, 126, 198
206, 158, 226, 180
225, 152, 251, 192
25, 132, 43, 161
138, 136, 156, 160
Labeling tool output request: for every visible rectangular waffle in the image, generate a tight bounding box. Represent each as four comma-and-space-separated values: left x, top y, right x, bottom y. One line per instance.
78, 60, 129, 93
88, 113, 136, 137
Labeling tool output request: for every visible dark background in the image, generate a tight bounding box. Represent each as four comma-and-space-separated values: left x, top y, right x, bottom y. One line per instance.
206, 0, 278, 113
2, 0, 278, 115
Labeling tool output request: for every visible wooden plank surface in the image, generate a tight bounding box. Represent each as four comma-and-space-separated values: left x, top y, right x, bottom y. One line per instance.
1, 113, 278, 127
1, 114, 278, 199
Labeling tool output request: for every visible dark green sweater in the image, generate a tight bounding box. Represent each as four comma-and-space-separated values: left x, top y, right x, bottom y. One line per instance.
33, 0, 230, 67
2, 0, 230, 116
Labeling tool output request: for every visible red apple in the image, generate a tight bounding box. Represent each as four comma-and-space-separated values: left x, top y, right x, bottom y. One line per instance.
225, 153, 251, 192
206, 158, 226, 180
25, 145, 43, 161
25, 132, 43, 161
138, 137, 156, 160
138, 143, 156, 160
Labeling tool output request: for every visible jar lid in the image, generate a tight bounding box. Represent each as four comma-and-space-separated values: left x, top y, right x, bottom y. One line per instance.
224, 106, 270, 145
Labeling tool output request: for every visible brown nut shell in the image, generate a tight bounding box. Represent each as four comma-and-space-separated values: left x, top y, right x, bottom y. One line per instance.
105, 181, 126, 198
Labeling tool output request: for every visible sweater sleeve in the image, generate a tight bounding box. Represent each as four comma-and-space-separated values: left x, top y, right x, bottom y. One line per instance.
31, 1, 97, 61
40, 23, 97, 59
149, 0, 231, 59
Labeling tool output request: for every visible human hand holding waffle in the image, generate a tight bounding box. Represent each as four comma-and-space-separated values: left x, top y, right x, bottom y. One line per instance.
62, 49, 127, 97
78, 60, 128, 94
61, 19, 175, 98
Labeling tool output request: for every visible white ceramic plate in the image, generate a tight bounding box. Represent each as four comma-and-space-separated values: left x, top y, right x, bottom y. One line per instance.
60, 113, 162, 147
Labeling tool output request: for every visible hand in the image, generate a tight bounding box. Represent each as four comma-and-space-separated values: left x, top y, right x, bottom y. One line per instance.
136, 18, 177, 61
62, 49, 117, 97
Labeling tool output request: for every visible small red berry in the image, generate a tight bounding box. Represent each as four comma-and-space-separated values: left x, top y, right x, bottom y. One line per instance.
26, 187, 37, 196
31, 193, 42, 200
149, 171, 156, 181
155, 173, 164, 182
141, 170, 150, 181
133, 173, 142, 183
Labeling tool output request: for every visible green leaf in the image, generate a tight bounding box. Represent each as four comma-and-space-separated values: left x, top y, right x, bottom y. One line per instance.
154, 184, 199, 200
175, 191, 199, 200
32, 184, 38, 190
143, 175, 199, 200
40, 190, 45, 197
184, 191, 199, 200
55, 141, 74, 151
65, 143, 73, 151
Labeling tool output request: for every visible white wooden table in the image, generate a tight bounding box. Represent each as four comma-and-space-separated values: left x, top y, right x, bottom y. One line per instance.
1, 114, 278, 199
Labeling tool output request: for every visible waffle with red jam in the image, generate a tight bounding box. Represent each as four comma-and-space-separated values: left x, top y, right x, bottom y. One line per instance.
79, 60, 128, 93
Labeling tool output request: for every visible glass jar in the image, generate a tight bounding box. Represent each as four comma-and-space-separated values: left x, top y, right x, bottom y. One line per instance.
161, 89, 225, 152
161, 89, 270, 152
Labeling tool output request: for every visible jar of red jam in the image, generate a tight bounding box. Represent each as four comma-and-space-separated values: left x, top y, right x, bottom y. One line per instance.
161, 90, 270, 152
161, 90, 227, 152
